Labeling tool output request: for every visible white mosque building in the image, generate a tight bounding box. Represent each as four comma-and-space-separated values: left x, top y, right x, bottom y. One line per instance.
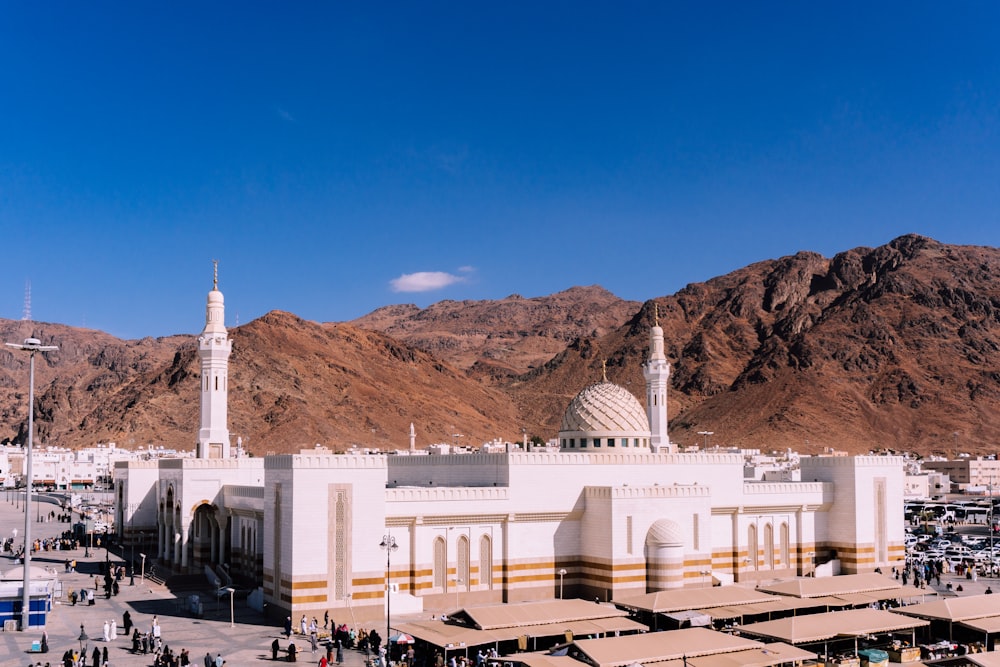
114, 270, 905, 620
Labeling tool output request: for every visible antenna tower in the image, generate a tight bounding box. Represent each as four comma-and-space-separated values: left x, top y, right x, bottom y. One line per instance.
22, 280, 31, 321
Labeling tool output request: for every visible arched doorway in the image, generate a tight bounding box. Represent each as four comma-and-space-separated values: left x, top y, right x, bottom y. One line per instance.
191, 503, 221, 569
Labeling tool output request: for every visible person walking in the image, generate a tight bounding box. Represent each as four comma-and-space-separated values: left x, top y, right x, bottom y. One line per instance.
123, 610, 133, 636
336, 640, 344, 665
110, 619, 117, 640
284, 617, 293, 638
272, 638, 281, 660
204, 652, 213, 667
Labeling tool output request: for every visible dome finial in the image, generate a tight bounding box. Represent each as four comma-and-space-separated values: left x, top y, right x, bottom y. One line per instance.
213, 259, 219, 290
601, 359, 608, 382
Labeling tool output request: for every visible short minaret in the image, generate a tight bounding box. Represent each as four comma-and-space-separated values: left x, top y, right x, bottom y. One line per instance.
643, 303, 671, 453
408, 423, 416, 452
197, 261, 233, 459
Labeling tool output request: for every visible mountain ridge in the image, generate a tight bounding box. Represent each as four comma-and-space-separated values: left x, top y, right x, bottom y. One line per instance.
2, 234, 998, 457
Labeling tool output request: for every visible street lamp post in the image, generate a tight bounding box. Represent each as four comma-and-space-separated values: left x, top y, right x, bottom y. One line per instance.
140, 553, 147, 584
557, 568, 567, 599
6, 337, 58, 631
696, 431, 714, 449
989, 477, 995, 574
225, 586, 235, 628
379, 533, 398, 645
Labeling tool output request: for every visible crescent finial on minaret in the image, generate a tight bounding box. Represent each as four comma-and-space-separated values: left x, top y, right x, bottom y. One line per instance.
213, 259, 219, 290
654, 302, 659, 327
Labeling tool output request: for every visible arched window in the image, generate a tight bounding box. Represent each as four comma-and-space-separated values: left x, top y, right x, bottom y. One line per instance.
433, 537, 447, 589
764, 523, 774, 570
457, 536, 470, 590
479, 535, 493, 590
780, 522, 790, 568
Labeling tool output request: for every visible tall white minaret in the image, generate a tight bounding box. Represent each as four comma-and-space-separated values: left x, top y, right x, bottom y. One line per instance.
409, 423, 416, 452
643, 303, 671, 453
197, 261, 233, 459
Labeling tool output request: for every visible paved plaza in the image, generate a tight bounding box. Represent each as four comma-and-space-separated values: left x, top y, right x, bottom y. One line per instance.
0, 496, 373, 667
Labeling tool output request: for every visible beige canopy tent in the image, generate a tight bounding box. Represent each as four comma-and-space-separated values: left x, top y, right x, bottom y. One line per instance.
737, 608, 929, 653
968, 650, 1000, 667
509, 636, 814, 667
567, 627, 765, 667
895, 594, 1000, 642
458, 599, 631, 630
395, 599, 647, 654
756, 574, 922, 599
615, 587, 776, 614
699, 596, 847, 622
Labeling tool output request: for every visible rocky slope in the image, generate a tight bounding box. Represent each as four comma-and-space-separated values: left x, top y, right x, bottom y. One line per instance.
350, 286, 639, 379
2, 235, 998, 456
511, 235, 1000, 455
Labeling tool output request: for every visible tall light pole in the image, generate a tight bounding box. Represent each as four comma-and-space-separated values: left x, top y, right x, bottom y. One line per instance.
989, 476, 995, 574
380, 533, 397, 645
557, 568, 567, 599
696, 431, 714, 449
225, 586, 235, 628
6, 337, 58, 631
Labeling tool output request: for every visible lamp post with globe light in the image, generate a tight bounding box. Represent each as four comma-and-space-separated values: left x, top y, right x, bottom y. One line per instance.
5, 337, 58, 630
557, 568, 567, 599
380, 534, 398, 645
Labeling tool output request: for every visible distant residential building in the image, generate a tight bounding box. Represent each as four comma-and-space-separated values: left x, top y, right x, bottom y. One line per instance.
921, 457, 1000, 492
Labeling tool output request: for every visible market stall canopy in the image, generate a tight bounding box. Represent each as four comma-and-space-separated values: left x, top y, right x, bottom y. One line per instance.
960, 616, 1000, 634
737, 609, 929, 644
686, 642, 818, 667
510, 655, 583, 667
568, 627, 764, 667
453, 599, 630, 630
756, 574, 911, 599
968, 651, 1000, 667
614, 586, 774, 613
894, 594, 1000, 622
395, 600, 646, 649
699, 596, 847, 620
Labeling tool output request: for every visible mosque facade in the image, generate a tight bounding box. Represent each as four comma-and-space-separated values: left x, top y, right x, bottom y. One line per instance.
114, 274, 905, 620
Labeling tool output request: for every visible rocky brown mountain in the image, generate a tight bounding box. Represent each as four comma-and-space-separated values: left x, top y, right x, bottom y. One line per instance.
349, 285, 640, 379
512, 235, 1000, 455
2, 235, 998, 457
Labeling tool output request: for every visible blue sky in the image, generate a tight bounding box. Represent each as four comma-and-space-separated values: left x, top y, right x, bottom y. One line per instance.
1, 3, 998, 339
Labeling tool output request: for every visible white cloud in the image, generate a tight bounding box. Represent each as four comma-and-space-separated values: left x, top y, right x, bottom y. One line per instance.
390, 271, 466, 293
